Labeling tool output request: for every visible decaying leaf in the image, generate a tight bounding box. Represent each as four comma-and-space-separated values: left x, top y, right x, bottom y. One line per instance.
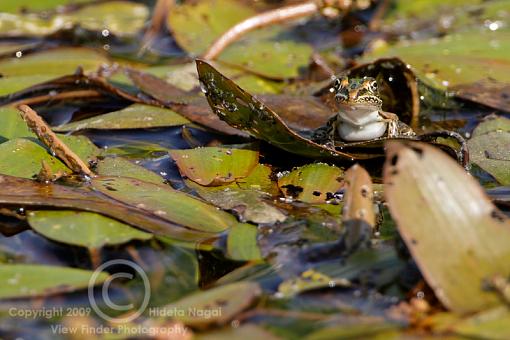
384, 140, 510, 313
342, 164, 376, 229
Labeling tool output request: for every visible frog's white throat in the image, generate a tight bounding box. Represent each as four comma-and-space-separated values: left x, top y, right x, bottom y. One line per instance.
336, 105, 387, 142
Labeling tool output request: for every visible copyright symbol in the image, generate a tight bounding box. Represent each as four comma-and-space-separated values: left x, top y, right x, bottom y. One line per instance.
88, 259, 150, 323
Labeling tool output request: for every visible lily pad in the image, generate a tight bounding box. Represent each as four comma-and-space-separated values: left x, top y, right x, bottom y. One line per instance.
0, 48, 109, 77
162, 281, 261, 328
186, 164, 286, 224
227, 223, 262, 261
278, 163, 344, 204
95, 156, 164, 185
468, 116, 510, 185
0, 0, 92, 13
169, 146, 259, 186
54, 104, 190, 132
27, 210, 152, 249
92, 176, 238, 233
0, 1, 148, 37
0, 264, 108, 299
0, 106, 35, 142
383, 141, 510, 313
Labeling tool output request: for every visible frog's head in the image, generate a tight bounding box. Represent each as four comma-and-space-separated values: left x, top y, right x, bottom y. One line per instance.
334, 76, 382, 108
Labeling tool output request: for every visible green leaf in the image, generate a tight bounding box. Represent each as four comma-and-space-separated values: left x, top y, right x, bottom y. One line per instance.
0, 138, 68, 178
0, 48, 109, 77
278, 163, 344, 204
468, 116, 510, 185
0, 1, 148, 37
162, 282, 261, 328
0, 106, 35, 142
169, 146, 259, 186
0, 264, 108, 299
227, 223, 262, 261
96, 157, 164, 184
27, 210, 152, 249
92, 177, 238, 233
0, 75, 62, 97
0, 0, 92, 13
383, 141, 510, 313
54, 104, 190, 132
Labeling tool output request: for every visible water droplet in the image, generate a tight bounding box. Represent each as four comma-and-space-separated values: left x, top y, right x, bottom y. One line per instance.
101, 29, 110, 37
15, 51, 22, 58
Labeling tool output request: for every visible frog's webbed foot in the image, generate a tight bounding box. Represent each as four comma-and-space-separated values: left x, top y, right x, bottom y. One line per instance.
380, 111, 415, 138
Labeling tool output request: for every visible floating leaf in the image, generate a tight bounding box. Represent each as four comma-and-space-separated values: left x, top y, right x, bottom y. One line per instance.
0, 1, 148, 37
0, 48, 109, 77
227, 223, 261, 261
197, 324, 281, 340
95, 157, 164, 184
54, 104, 190, 132
27, 210, 152, 249
92, 176, 238, 233
468, 116, 510, 185
342, 164, 375, 228
0, 174, 215, 240
0, 75, 63, 97
0, 0, 92, 13
162, 282, 261, 328
0, 264, 108, 299
0, 106, 35, 142
278, 163, 344, 204
170, 146, 259, 186
453, 80, 510, 113
186, 164, 286, 224
383, 141, 510, 313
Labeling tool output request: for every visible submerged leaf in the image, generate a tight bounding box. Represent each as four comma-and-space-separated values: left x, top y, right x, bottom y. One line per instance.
27, 210, 152, 249
170, 146, 259, 186
383, 141, 510, 313
227, 223, 262, 261
0, 264, 108, 299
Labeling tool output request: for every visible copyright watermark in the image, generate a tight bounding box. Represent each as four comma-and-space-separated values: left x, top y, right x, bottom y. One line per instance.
88, 259, 151, 323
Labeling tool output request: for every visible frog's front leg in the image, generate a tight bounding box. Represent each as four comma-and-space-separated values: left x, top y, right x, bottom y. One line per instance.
379, 111, 400, 138
312, 114, 339, 147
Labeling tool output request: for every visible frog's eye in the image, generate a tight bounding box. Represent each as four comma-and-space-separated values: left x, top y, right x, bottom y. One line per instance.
369, 81, 378, 92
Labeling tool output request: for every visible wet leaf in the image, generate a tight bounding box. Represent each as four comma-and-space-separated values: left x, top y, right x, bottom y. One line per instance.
162, 281, 261, 328
468, 116, 510, 185
27, 210, 152, 249
227, 223, 261, 261
342, 164, 375, 228
169, 146, 259, 186
366, 30, 510, 89
278, 163, 344, 204
95, 156, 164, 185
0, 174, 215, 240
278, 269, 350, 298
0, 264, 108, 299
167, 0, 256, 55
0, 1, 148, 37
197, 324, 281, 340
452, 306, 510, 339
54, 104, 190, 132
305, 318, 399, 340
0, 106, 35, 142
0, 75, 63, 97
0, 48, 109, 77
0, 0, 92, 13
453, 79, 510, 113
186, 164, 286, 224
92, 177, 237, 233
0, 138, 69, 178
383, 141, 510, 313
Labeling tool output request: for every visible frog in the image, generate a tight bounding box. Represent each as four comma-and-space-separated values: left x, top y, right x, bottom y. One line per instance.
312, 76, 415, 145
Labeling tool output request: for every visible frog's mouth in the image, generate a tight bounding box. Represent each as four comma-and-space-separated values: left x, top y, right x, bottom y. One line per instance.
354, 95, 383, 107
337, 103, 382, 126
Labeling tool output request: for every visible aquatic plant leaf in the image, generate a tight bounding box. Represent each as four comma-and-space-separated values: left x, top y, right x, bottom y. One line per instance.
0, 264, 108, 299
342, 164, 375, 228
383, 141, 510, 313
0, 1, 148, 37
0, 174, 214, 240
227, 223, 262, 261
162, 281, 261, 328
54, 104, 190, 132
167, 0, 256, 55
453, 80, 510, 113
169, 146, 259, 186
0, 48, 109, 77
366, 30, 510, 89
95, 156, 164, 185
186, 164, 286, 224
0, 106, 35, 142
196, 60, 365, 160
468, 116, 510, 185
305, 319, 399, 340
452, 306, 510, 339
195, 324, 281, 340
92, 177, 237, 233
0, 0, 92, 13
0, 75, 62, 97
278, 163, 344, 204
0, 138, 69, 178
27, 210, 152, 249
